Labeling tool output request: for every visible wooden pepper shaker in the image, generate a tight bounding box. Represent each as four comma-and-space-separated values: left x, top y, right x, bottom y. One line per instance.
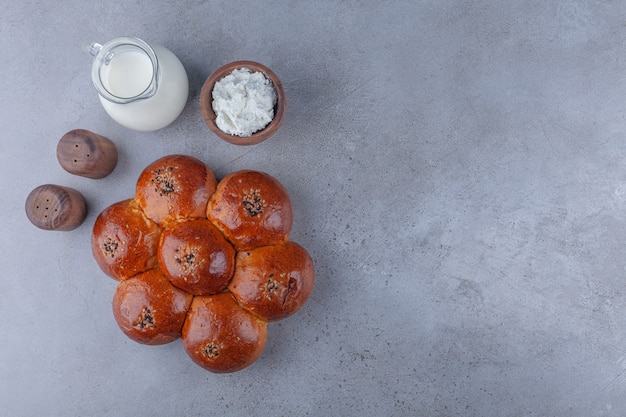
25, 184, 87, 231
56, 129, 118, 179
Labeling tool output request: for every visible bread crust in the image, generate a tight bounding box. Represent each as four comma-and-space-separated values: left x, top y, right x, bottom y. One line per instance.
135, 154, 217, 227
206, 170, 292, 250
182, 292, 267, 373
112, 268, 193, 345
229, 241, 315, 322
91, 199, 162, 281
158, 218, 236, 295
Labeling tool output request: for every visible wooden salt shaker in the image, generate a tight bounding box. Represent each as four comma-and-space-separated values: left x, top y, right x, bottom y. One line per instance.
25, 184, 87, 231
57, 129, 117, 178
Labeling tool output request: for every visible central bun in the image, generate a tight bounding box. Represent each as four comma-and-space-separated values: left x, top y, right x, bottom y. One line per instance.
135, 154, 217, 227
158, 218, 236, 295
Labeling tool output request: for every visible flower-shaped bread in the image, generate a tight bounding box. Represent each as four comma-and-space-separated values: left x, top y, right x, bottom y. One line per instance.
91, 154, 315, 373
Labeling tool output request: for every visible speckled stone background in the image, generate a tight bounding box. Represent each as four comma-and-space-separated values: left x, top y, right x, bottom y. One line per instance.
3, 1, 626, 416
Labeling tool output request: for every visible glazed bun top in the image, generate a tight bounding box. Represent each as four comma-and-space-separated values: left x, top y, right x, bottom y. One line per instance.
206, 170, 293, 251
158, 218, 236, 296
112, 268, 193, 345
91, 199, 162, 281
135, 154, 218, 227
181, 292, 268, 373
228, 241, 315, 322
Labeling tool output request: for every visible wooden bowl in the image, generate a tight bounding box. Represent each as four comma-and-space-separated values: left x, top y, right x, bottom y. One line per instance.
200, 61, 286, 146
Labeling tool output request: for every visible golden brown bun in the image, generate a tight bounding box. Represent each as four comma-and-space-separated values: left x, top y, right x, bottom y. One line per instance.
158, 218, 236, 295
91, 199, 162, 281
135, 154, 217, 227
181, 292, 267, 373
228, 241, 315, 322
206, 170, 293, 251
112, 268, 193, 345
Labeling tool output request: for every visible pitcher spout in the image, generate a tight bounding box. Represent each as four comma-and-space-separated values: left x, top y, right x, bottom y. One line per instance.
84, 42, 103, 57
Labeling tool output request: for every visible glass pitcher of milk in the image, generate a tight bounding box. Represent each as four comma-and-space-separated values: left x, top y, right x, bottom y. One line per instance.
86, 37, 189, 132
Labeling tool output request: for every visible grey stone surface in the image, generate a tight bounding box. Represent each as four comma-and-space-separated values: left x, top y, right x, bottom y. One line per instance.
2, 1, 626, 415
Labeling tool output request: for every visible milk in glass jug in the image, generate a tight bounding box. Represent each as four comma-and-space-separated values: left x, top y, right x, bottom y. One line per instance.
86, 37, 189, 132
